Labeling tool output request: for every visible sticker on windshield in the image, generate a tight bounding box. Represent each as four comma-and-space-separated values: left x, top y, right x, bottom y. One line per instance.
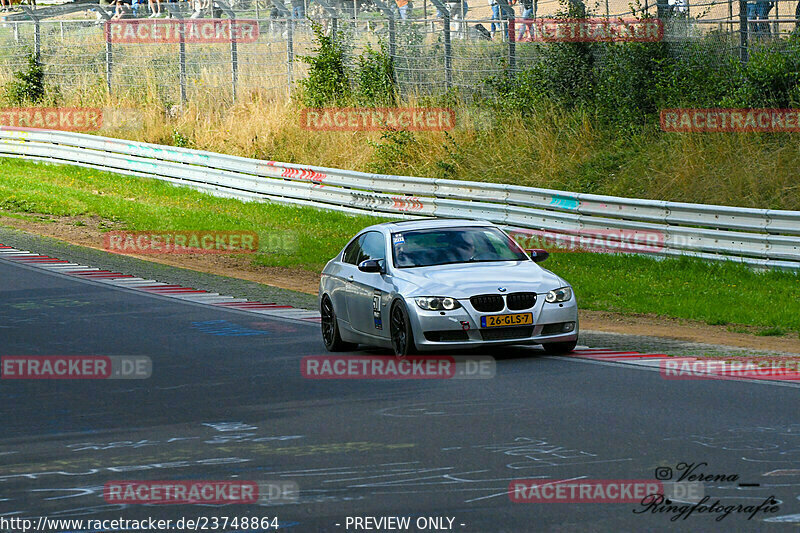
393, 234, 405, 245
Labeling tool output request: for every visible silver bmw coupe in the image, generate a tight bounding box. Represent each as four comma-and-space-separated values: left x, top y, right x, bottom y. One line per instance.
319, 219, 578, 356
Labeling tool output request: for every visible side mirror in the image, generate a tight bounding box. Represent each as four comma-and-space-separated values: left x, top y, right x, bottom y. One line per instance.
358, 259, 385, 273
526, 248, 550, 263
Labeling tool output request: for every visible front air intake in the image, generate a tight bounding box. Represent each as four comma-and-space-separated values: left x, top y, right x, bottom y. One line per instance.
507, 292, 537, 310
470, 295, 504, 312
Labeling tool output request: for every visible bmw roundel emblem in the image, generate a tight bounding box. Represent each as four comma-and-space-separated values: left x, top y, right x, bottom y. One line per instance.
498, 287, 507, 292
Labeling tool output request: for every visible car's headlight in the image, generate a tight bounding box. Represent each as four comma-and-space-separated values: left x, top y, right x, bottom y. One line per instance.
545, 287, 572, 303
415, 297, 461, 311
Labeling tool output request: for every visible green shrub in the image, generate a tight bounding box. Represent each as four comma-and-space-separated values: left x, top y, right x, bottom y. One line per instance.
355, 42, 397, 106
367, 129, 417, 174
654, 45, 741, 108
171, 129, 194, 148
486, 28, 800, 133
298, 22, 351, 107
594, 42, 671, 130
726, 41, 800, 107
5, 53, 46, 105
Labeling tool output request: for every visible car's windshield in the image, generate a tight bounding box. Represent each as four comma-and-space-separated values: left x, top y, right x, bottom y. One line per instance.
392, 226, 529, 268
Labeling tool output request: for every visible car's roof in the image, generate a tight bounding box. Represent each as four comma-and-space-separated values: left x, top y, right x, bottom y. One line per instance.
362, 218, 496, 234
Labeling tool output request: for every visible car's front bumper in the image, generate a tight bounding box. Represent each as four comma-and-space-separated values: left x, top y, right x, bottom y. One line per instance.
404, 295, 579, 351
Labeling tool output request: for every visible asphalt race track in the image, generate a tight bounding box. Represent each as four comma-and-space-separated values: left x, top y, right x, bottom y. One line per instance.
1, 249, 800, 533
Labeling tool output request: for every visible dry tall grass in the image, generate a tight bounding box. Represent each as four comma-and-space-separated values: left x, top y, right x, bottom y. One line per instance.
78, 96, 800, 211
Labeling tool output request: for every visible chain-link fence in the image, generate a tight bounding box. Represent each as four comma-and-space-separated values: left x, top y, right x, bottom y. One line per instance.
0, 0, 798, 104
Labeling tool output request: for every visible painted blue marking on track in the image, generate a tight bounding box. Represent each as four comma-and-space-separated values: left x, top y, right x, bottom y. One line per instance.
191, 320, 271, 336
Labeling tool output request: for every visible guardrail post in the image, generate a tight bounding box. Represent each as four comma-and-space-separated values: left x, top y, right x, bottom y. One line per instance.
215, 1, 239, 102
739, 0, 748, 63
429, 0, 451, 90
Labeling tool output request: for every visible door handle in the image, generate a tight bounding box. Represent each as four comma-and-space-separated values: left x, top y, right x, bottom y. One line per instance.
347, 275, 354, 282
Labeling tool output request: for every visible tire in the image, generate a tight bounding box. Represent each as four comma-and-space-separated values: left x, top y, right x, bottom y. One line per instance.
541, 340, 577, 354
321, 294, 357, 352
390, 300, 417, 357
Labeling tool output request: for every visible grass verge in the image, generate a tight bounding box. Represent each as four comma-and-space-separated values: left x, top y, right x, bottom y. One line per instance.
0, 157, 383, 271
1, 157, 798, 334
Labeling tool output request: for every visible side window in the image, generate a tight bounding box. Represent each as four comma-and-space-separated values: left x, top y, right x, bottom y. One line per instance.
359, 232, 386, 263
342, 237, 363, 265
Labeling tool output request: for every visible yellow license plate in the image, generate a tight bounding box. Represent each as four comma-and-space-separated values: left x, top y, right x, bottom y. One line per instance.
481, 312, 533, 328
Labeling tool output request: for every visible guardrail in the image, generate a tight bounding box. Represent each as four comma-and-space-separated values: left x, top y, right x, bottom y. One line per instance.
1, 127, 798, 270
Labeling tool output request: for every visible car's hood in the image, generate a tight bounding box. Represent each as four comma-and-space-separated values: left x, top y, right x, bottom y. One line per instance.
391, 261, 565, 298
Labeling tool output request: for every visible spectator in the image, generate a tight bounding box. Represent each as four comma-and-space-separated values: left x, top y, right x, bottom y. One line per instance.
517, 0, 533, 40
0, 0, 8, 12
396, 0, 411, 19
164, 0, 177, 18
190, 0, 209, 18
748, 0, 773, 36
668, 0, 687, 14
93, 0, 114, 24
111, 0, 125, 19
148, 0, 161, 17
758, 1, 774, 34
446, 0, 468, 20
292, 0, 305, 19
488, 0, 500, 37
